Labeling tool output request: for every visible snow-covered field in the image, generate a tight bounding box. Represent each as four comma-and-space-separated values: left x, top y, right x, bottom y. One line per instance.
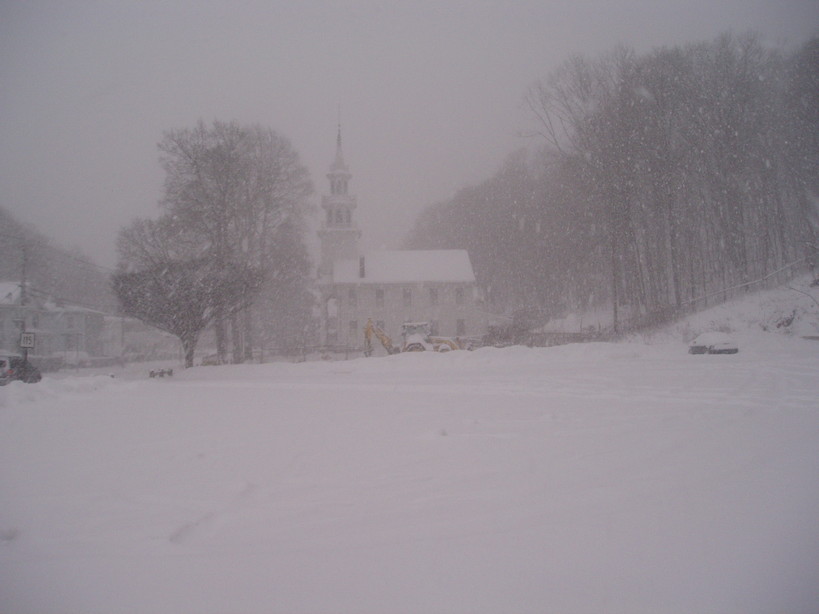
2, 284, 818, 614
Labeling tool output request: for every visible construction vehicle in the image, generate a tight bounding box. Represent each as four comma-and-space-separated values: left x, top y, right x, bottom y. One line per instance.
364, 319, 400, 356
401, 322, 465, 352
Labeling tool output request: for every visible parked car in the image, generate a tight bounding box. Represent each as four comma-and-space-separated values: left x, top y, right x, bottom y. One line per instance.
0, 354, 43, 385
688, 332, 739, 355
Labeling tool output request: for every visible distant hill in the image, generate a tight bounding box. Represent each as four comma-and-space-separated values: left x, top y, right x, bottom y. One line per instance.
0, 206, 116, 312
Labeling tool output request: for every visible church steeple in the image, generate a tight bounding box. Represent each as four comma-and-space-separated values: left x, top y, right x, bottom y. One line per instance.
328, 124, 351, 196
333, 124, 346, 169
318, 124, 360, 278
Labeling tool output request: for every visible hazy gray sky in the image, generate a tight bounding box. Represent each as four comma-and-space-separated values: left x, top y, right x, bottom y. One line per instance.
1, 0, 816, 267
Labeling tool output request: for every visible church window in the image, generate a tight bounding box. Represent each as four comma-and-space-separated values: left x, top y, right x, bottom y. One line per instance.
429, 288, 438, 305
376, 288, 384, 308
430, 320, 439, 335
335, 210, 344, 224
455, 287, 465, 305
326, 209, 332, 224
349, 320, 358, 337
326, 297, 339, 318
456, 319, 466, 336
403, 288, 412, 307
348, 288, 357, 307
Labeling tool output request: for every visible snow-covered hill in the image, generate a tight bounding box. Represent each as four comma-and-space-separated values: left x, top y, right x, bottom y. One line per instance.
1, 278, 818, 614
636, 274, 819, 343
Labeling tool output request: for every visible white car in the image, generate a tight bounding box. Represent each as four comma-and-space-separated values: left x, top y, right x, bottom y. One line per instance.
688, 332, 739, 355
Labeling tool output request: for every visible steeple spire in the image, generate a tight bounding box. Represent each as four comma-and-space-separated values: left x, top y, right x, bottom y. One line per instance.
332, 122, 347, 171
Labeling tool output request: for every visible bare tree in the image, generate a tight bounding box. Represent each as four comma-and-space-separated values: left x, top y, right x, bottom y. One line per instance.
112, 255, 262, 368
156, 121, 313, 362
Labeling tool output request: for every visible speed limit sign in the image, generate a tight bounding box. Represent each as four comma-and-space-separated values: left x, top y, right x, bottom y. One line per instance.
19, 332, 35, 349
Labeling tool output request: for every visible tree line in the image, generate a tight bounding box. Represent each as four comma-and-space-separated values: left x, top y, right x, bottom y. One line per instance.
0, 206, 115, 313
407, 33, 818, 333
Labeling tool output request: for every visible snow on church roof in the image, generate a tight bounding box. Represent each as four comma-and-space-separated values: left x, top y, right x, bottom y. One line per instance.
333, 250, 476, 284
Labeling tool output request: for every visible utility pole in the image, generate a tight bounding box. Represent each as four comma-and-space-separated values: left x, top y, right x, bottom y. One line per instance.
20, 244, 28, 305
20, 244, 30, 362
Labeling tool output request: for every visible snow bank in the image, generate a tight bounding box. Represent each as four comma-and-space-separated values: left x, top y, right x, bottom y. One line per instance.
0, 374, 131, 408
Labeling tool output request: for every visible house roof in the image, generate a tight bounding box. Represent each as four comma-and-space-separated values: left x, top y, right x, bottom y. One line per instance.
0, 281, 106, 315
332, 250, 476, 284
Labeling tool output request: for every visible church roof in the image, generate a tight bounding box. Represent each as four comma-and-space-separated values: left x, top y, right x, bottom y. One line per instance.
332, 250, 476, 284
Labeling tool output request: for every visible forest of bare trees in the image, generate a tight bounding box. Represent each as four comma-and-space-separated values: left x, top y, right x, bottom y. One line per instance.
407, 34, 818, 333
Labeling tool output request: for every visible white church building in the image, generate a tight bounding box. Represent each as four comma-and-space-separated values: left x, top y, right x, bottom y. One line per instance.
316, 129, 488, 354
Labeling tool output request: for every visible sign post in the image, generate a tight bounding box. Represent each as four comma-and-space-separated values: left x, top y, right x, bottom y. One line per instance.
19, 332, 35, 362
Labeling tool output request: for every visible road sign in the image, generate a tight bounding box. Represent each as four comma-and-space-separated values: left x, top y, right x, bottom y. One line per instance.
19, 332, 35, 349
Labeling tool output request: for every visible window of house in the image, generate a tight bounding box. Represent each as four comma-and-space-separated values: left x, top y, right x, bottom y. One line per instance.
376, 288, 384, 308
349, 320, 358, 337
348, 288, 357, 307
455, 287, 464, 305
456, 319, 466, 336
429, 288, 438, 305
403, 288, 411, 307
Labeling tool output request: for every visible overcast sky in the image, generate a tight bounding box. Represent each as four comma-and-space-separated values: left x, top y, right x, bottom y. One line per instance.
1, 1, 816, 268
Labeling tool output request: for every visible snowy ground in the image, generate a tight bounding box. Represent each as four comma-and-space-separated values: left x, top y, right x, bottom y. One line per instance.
1, 285, 818, 614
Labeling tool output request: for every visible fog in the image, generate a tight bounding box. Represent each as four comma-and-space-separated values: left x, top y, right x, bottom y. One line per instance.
1, 0, 816, 267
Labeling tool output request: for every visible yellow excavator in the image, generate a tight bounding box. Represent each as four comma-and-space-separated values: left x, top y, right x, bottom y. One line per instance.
364, 319, 400, 356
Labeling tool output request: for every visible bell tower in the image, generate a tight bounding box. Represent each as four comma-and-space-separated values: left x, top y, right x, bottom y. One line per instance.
318, 125, 360, 278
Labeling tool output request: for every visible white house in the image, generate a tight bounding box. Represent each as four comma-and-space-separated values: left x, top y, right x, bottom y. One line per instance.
0, 281, 105, 362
